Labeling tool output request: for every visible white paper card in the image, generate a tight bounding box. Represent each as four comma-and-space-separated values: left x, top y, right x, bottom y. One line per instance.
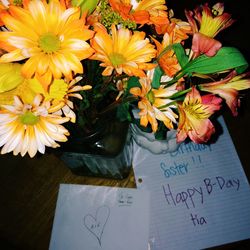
133, 117, 250, 250
49, 184, 150, 250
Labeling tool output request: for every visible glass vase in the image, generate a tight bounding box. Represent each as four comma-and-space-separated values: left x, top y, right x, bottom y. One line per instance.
58, 119, 133, 179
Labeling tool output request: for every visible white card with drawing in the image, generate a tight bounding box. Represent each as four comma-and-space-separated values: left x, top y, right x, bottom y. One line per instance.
49, 184, 150, 250
133, 116, 250, 250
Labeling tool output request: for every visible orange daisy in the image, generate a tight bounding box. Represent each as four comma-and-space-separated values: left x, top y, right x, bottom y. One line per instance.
0, 0, 94, 89
109, 0, 169, 32
130, 76, 178, 132
90, 24, 156, 77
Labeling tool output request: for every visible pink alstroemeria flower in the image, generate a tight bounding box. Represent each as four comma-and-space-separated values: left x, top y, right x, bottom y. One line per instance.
200, 71, 250, 116
177, 87, 222, 144
185, 2, 235, 57
191, 33, 222, 57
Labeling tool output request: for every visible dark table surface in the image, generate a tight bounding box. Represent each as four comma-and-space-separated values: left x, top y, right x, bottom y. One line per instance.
1, 0, 250, 249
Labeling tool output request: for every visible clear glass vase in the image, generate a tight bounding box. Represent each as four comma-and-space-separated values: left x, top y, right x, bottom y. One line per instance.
58, 119, 133, 179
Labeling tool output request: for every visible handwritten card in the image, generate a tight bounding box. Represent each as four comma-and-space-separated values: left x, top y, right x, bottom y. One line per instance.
133, 116, 250, 250
49, 184, 150, 250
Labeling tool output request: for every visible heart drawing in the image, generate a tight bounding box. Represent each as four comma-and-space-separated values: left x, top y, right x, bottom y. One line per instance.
83, 205, 110, 246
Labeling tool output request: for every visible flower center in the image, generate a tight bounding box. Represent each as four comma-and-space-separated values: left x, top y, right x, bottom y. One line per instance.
13, 0, 23, 6
109, 53, 126, 66
38, 33, 60, 53
20, 111, 39, 125
185, 104, 209, 119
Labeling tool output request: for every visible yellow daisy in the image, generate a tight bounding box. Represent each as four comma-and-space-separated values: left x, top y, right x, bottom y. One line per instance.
0, 94, 70, 158
48, 76, 92, 123
0, 62, 38, 105
90, 24, 157, 77
0, 62, 24, 94
0, 0, 94, 89
26, 76, 92, 122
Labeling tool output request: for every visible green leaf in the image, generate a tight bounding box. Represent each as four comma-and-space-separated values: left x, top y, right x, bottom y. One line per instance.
116, 102, 132, 122
172, 43, 189, 68
183, 47, 248, 75
127, 76, 140, 89
152, 66, 163, 88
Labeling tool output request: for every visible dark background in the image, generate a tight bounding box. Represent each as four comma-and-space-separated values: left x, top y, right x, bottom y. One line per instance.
0, 1, 250, 249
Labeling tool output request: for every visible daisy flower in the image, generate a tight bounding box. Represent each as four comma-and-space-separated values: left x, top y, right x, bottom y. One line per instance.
109, 0, 168, 31
130, 76, 178, 132
90, 24, 156, 77
0, 94, 70, 158
0, 62, 37, 105
48, 76, 92, 123
23, 75, 92, 123
0, 0, 94, 89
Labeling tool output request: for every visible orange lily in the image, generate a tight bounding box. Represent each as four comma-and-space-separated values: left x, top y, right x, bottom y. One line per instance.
152, 13, 191, 77
200, 71, 250, 116
155, 10, 191, 37
185, 2, 235, 57
152, 30, 183, 77
177, 87, 222, 143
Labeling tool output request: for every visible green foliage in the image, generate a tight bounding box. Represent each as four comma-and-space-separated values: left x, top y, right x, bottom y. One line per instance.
152, 66, 163, 89
75, 60, 138, 130
127, 76, 141, 89
116, 102, 132, 122
172, 43, 189, 68
183, 47, 248, 75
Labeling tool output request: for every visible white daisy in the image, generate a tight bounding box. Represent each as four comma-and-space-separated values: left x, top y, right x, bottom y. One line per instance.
0, 95, 70, 158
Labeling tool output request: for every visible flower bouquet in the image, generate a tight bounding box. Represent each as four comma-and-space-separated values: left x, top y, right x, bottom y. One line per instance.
0, 0, 249, 162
